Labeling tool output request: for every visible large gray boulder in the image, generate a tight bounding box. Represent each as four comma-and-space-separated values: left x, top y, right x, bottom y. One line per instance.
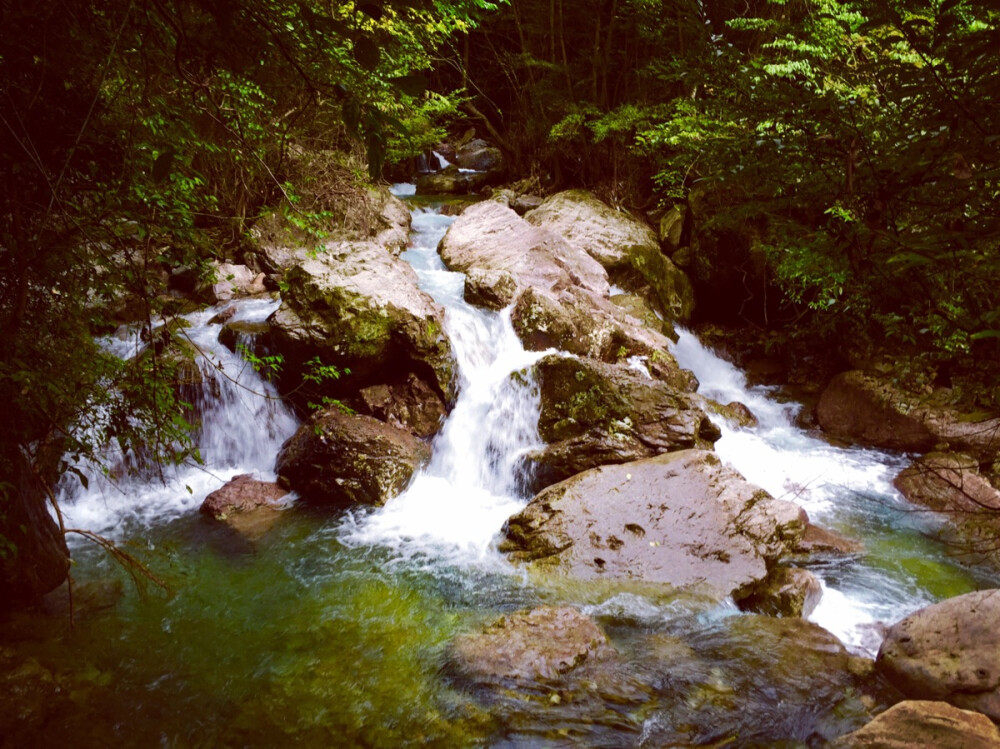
268, 240, 455, 407
276, 409, 431, 507
501, 450, 807, 600
818, 370, 1000, 459
524, 354, 719, 490
525, 189, 694, 321
832, 700, 1000, 749
876, 589, 1000, 721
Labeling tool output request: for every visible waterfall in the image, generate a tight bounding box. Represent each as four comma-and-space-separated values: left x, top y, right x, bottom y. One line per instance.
339, 200, 549, 564
58, 298, 299, 538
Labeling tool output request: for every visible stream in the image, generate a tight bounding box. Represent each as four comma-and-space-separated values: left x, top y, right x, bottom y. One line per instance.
3, 189, 997, 747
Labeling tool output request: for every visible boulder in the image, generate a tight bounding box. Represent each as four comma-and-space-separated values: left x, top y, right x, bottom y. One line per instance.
525, 190, 694, 321
500, 450, 807, 599
268, 240, 455, 408
659, 204, 687, 252
347, 373, 448, 439
439, 199, 609, 298
818, 371, 1000, 458
369, 189, 411, 254
524, 354, 719, 490
876, 589, 1000, 720
792, 523, 864, 557
447, 606, 649, 740
463, 268, 517, 310
609, 292, 676, 340
711, 400, 759, 428
200, 473, 289, 540
218, 319, 271, 356
894, 452, 1000, 564
735, 566, 822, 618
276, 408, 431, 507
639, 614, 886, 747
0, 452, 70, 608
832, 700, 1000, 749
210, 263, 265, 302
453, 138, 503, 172
415, 166, 489, 195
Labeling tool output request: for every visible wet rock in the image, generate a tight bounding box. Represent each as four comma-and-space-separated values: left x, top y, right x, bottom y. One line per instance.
818, 371, 1000, 459
0, 647, 62, 741
501, 450, 807, 600
894, 452, 1000, 565
792, 523, 864, 557
439, 199, 609, 298
453, 138, 503, 172
711, 400, 759, 428
463, 268, 517, 310
0, 451, 70, 608
210, 263, 265, 302
876, 589, 1000, 720
525, 189, 694, 321
218, 319, 271, 355
208, 305, 237, 325
736, 566, 822, 618
200, 473, 289, 540
832, 700, 1000, 748
268, 240, 455, 407
348, 373, 448, 439
415, 166, 490, 195
524, 354, 719, 490
641, 614, 886, 747
447, 606, 649, 742
40, 578, 124, 620
276, 408, 431, 507
659, 204, 687, 252
609, 292, 677, 340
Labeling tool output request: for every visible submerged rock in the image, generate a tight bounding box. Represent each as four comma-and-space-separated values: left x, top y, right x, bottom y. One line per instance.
524, 354, 719, 490
525, 189, 694, 321
501, 450, 807, 600
792, 523, 865, 558
200, 473, 289, 540
268, 240, 455, 409
876, 589, 1000, 721
832, 700, 1000, 748
276, 408, 431, 507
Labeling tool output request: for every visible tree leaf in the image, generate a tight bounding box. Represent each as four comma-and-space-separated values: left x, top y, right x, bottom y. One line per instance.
353, 38, 381, 70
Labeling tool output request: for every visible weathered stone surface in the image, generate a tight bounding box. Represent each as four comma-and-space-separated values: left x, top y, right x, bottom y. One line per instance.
525, 189, 694, 321
894, 452, 1000, 565
463, 268, 517, 310
348, 373, 448, 439
609, 292, 677, 340
501, 450, 807, 599
640, 614, 886, 747
736, 566, 822, 618
453, 138, 503, 172
370, 189, 412, 254
210, 263, 265, 302
792, 523, 865, 557
439, 199, 610, 298
711, 400, 759, 428
876, 589, 1000, 720
415, 166, 490, 195
0, 452, 69, 608
818, 370, 1000, 459
218, 319, 271, 355
200, 473, 288, 539
447, 606, 649, 740
524, 354, 719, 490
276, 408, 431, 507
268, 240, 455, 405
832, 700, 1000, 749
659, 204, 687, 252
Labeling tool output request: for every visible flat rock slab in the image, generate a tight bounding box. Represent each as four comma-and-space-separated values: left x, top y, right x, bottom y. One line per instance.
200, 474, 289, 540
832, 700, 1000, 749
501, 450, 806, 599
876, 589, 1000, 721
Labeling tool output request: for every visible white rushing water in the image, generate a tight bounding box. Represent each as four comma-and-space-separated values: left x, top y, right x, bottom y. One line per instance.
59, 298, 299, 537
669, 328, 948, 654
340, 198, 549, 565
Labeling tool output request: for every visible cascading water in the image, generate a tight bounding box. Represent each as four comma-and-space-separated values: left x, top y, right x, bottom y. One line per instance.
669, 328, 990, 654
340, 197, 548, 564
59, 298, 299, 538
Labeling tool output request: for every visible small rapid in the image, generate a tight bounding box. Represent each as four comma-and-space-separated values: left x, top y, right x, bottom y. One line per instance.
340, 199, 549, 565
59, 298, 299, 538
669, 328, 985, 653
